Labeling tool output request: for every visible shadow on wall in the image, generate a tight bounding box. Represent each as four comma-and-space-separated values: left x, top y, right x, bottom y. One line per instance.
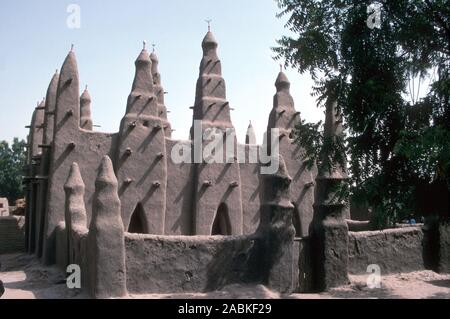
205, 236, 254, 291
207, 213, 297, 292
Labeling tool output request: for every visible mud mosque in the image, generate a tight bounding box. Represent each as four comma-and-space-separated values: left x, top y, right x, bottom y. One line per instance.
25, 29, 317, 258
21, 29, 443, 298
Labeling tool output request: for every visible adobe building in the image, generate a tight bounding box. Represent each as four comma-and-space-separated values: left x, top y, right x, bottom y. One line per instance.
24, 30, 316, 266
21, 29, 442, 298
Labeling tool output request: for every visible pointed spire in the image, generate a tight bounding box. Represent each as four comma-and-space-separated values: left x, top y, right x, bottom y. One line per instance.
88, 155, 126, 298
55, 48, 80, 131
150, 43, 158, 67
80, 85, 91, 102
202, 31, 218, 52
122, 41, 157, 116
135, 40, 151, 68
149, 48, 171, 134
190, 28, 236, 143
36, 98, 46, 109
35, 98, 45, 131
318, 99, 347, 179
246, 121, 256, 144
150, 51, 160, 86
60, 50, 78, 80
127, 43, 154, 106
136, 48, 151, 66
267, 70, 297, 134
95, 156, 119, 192
80, 85, 93, 130
29, 99, 45, 157
311, 97, 349, 291
42, 71, 60, 144
275, 71, 291, 92
193, 30, 232, 127
64, 162, 87, 230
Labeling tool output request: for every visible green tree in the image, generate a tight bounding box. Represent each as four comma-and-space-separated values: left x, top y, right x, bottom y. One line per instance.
274, 0, 450, 227
0, 138, 27, 203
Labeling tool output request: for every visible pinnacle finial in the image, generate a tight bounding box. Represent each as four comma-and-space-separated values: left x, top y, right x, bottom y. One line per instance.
85, 85, 88, 91
152, 43, 156, 53
143, 40, 147, 50
205, 19, 212, 32
275, 69, 290, 91
280, 64, 283, 72
70, 44, 74, 51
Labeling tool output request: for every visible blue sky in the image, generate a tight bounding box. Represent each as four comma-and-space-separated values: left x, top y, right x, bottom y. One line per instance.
0, 0, 322, 144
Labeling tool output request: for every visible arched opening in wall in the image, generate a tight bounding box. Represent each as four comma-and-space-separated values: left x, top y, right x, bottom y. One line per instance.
212, 203, 232, 235
128, 203, 148, 234
292, 203, 302, 238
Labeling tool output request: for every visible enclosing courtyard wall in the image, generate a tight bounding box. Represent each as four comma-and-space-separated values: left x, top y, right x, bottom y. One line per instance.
347, 227, 424, 274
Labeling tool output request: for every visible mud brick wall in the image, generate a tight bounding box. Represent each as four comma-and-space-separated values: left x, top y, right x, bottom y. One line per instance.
124, 233, 297, 294
0, 216, 25, 254
348, 227, 424, 274
125, 234, 256, 294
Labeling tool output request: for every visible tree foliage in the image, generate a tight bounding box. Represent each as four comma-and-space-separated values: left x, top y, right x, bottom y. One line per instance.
275, 0, 450, 226
0, 138, 27, 203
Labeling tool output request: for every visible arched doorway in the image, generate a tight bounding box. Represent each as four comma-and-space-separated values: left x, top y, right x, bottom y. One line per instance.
292, 203, 302, 238
128, 203, 148, 234
212, 203, 232, 235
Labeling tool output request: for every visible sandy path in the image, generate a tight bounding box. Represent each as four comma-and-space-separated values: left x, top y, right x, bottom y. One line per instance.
1, 253, 449, 299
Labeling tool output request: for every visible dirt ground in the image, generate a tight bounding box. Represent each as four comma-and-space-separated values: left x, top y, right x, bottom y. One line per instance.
0, 253, 449, 299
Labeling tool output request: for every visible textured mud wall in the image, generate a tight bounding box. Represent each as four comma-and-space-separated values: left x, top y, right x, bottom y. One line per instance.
239, 145, 261, 235
0, 216, 25, 254
348, 227, 424, 274
125, 234, 255, 294
280, 138, 316, 237
42, 51, 118, 264
124, 157, 297, 296
34, 72, 59, 258
45, 131, 116, 264
164, 139, 195, 235
191, 32, 244, 236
